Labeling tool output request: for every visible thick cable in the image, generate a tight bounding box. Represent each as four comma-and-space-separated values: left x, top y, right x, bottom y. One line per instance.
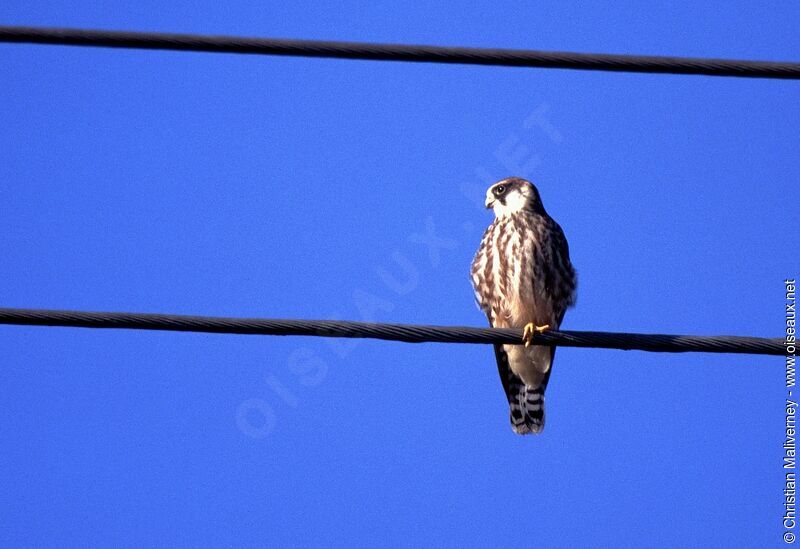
0, 307, 784, 355
1, 26, 799, 79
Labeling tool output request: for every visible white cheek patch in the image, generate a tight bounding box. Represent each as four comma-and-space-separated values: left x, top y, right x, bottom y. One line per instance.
492, 189, 528, 217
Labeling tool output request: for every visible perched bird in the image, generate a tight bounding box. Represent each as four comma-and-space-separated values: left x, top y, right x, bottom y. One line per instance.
471, 177, 576, 435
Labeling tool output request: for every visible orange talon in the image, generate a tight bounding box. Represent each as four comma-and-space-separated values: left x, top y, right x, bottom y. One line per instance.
522, 323, 550, 347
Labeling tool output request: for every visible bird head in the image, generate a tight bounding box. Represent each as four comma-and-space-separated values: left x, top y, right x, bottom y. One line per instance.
484, 177, 544, 217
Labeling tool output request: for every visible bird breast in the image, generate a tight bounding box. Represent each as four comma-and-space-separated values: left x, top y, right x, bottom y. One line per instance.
472, 213, 552, 328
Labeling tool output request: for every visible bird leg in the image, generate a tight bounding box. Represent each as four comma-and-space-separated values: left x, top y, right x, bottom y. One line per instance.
522, 323, 550, 347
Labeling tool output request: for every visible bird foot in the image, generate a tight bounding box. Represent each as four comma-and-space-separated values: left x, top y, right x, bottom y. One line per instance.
522, 323, 550, 347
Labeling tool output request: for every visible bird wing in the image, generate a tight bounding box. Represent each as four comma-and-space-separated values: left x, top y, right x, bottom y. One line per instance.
492, 342, 515, 402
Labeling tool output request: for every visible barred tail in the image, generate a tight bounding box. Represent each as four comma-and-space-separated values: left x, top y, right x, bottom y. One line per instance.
509, 384, 545, 435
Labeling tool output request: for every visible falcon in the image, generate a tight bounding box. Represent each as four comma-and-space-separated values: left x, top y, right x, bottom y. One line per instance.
471, 177, 576, 435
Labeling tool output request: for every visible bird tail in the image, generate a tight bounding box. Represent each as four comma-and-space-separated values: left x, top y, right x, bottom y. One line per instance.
509, 383, 545, 435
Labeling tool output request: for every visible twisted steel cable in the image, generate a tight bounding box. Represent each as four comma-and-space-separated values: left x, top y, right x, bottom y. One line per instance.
1, 26, 799, 79
0, 307, 784, 356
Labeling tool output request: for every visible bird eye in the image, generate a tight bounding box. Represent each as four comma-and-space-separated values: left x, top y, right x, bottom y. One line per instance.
494, 185, 506, 195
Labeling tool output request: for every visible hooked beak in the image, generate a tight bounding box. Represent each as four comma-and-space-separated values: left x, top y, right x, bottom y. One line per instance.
485, 196, 495, 209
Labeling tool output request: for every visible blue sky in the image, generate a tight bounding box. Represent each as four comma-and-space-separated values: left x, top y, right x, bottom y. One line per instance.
1, 3, 798, 547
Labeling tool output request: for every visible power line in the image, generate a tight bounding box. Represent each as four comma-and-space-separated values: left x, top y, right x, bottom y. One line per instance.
1, 26, 799, 80
0, 307, 784, 356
